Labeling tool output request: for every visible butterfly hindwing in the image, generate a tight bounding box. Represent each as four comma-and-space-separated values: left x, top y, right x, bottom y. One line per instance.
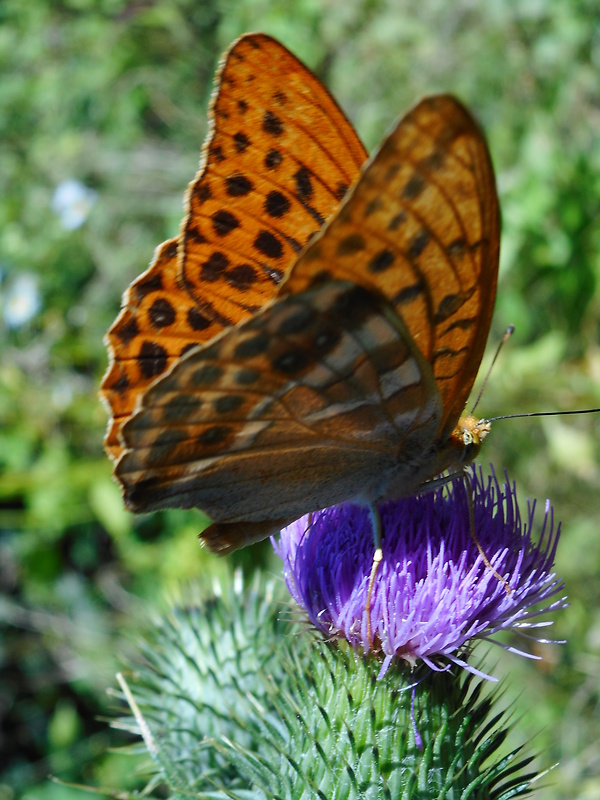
116, 280, 443, 525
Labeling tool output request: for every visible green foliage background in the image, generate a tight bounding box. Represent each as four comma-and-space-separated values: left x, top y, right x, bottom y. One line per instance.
1, 1, 599, 797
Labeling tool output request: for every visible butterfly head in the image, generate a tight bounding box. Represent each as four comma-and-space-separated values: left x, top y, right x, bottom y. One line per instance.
452, 415, 492, 466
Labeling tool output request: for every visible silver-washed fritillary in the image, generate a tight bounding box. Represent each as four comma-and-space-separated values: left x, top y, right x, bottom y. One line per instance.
100, 33, 499, 553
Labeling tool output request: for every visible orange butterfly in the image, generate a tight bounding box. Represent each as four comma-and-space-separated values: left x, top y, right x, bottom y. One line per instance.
100, 33, 499, 554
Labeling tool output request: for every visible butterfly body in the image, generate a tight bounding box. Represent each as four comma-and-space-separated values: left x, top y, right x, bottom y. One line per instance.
101, 33, 500, 554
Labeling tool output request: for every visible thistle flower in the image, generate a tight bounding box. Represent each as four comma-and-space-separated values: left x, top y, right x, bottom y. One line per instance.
114, 573, 538, 798
274, 467, 566, 679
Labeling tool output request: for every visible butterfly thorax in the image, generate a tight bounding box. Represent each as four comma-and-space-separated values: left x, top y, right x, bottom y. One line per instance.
354, 414, 490, 507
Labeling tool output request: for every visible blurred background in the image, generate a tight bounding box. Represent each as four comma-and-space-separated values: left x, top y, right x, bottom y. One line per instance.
1, 0, 599, 797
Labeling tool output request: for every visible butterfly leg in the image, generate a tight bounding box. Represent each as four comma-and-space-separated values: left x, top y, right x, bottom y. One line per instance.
460, 471, 511, 594
366, 503, 383, 647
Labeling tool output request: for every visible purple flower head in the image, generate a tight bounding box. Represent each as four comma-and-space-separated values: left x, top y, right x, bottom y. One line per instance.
273, 467, 566, 680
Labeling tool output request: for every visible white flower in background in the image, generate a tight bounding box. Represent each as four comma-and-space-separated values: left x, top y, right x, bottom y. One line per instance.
51, 179, 97, 230
2, 273, 41, 327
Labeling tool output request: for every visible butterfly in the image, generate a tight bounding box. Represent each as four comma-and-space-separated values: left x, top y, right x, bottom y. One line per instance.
100, 32, 500, 555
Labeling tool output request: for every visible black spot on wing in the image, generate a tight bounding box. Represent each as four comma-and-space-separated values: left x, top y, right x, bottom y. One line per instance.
146, 430, 187, 466
199, 425, 233, 446
201, 252, 229, 282
212, 210, 240, 236
254, 230, 283, 259
148, 298, 175, 329
194, 183, 211, 204
272, 348, 311, 374
235, 367, 260, 386
265, 148, 282, 169
337, 233, 365, 256
191, 364, 224, 387
116, 316, 139, 345
187, 225, 206, 245
133, 273, 163, 300
187, 308, 211, 331
335, 182, 348, 200
278, 306, 315, 335
368, 249, 395, 274
265, 190, 290, 218
163, 395, 203, 423
420, 150, 445, 171
364, 197, 381, 217
407, 229, 430, 260
111, 372, 129, 393
225, 174, 253, 197
263, 110, 284, 136
447, 237, 467, 257
235, 332, 269, 359
393, 281, 425, 306
442, 317, 476, 335
294, 166, 313, 199
226, 264, 258, 289
402, 174, 426, 199
331, 285, 382, 323
434, 289, 474, 323
164, 240, 178, 258
138, 342, 168, 379
210, 144, 226, 163
388, 211, 407, 231
233, 132, 250, 153
214, 395, 245, 414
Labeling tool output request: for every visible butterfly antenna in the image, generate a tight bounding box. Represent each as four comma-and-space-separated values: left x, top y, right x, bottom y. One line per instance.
485, 407, 600, 423
470, 325, 515, 414
461, 472, 510, 594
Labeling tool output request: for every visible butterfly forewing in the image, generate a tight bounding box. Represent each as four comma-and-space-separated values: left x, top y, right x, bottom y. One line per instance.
283, 95, 499, 435
182, 33, 367, 313
102, 239, 183, 457
100, 32, 366, 462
